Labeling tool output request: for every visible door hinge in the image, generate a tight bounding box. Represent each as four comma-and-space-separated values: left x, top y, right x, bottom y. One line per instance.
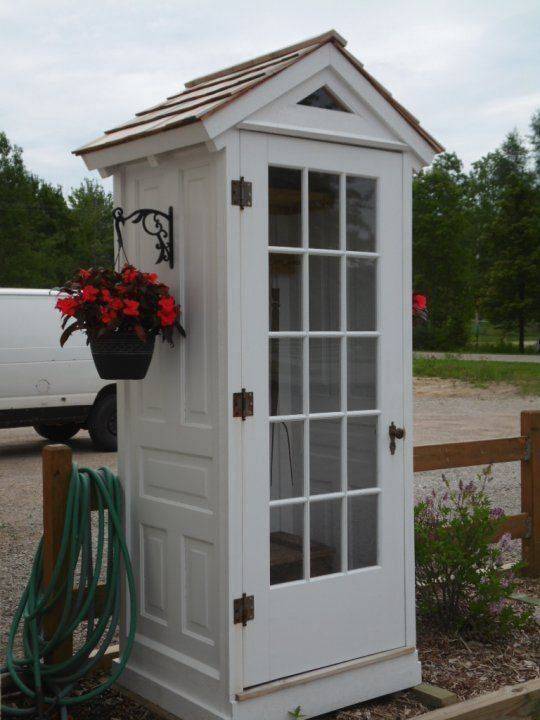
233, 388, 254, 420
231, 176, 252, 210
234, 593, 254, 626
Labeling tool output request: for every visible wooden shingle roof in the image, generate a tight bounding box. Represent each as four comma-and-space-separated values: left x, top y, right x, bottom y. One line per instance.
74, 30, 443, 156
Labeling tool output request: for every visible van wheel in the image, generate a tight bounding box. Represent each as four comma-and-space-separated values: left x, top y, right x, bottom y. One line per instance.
88, 393, 117, 452
33, 422, 81, 442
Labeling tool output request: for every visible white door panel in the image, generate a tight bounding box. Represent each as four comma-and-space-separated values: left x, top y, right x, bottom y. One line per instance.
241, 132, 405, 686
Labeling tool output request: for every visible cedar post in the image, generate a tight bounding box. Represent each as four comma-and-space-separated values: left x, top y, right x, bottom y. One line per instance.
42, 444, 74, 663
521, 411, 540, 577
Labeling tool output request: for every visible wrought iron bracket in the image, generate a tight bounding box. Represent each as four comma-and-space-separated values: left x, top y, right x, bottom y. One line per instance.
113, 206, 174, 268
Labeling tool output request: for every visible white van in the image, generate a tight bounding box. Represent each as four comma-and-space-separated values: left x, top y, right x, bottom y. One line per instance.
0, 289, 117, 450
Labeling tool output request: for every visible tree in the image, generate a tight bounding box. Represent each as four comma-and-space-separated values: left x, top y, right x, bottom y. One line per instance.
0, 132, 113, 289
0, 132, 71, 288
471, 130, 540, 352
67, 179, 114, 274
413, 152, 475, 350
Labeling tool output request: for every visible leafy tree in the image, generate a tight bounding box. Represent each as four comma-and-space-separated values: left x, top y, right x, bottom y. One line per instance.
413, 153, 475, 350
0, 132, 69, 288
66, 179, 114, 275
471, 130, 540, 352
0, 132, 113, 289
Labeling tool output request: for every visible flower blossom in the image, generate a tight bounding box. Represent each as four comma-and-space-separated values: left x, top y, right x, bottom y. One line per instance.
81, 285, 99, 303
122, 299, 140, 317
56, 296, 79, 317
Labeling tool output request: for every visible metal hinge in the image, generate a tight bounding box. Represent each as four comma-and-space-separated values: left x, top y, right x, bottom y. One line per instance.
524, 516, 532, 540
524, 437, 532, 462
233, 389, 254, 420
231, 177, 252, 210
234, 593, 254, 626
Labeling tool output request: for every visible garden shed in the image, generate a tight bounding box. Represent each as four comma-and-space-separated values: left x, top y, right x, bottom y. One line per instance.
75, 30, 443, 720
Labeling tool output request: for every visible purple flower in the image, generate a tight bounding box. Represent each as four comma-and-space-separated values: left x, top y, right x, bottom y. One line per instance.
489, 599, 508, 616
490, 507, 505, 520
498, 532, 512, 552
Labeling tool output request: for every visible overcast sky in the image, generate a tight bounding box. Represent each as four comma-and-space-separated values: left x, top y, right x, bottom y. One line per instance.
1, 0, 539, 193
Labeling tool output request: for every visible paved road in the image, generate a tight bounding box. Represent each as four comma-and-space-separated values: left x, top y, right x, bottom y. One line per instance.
414, 351, 540, 363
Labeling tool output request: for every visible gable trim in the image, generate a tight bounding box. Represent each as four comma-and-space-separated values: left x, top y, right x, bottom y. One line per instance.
237, 120, 408, 153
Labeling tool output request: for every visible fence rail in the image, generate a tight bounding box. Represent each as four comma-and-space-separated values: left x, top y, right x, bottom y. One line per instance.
413, 410, 540, 576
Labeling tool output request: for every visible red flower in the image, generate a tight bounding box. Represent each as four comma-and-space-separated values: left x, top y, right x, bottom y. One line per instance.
82, 285, 99, 303
413, 293, 427, 311
123, 299, 140, 317
79, 269, 92, 280
158, 296, 176, 312
100, 307, 117, 324
157, 296, 178, 326
122, 266, 138, 284
56, 296, 79, 317
101, 288, 112, 303
110, 297, 124, 310
145, 273, 158, 284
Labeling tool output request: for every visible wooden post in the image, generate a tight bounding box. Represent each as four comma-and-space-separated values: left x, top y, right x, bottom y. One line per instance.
42, 444, 73, 664
521, 411, 540, 577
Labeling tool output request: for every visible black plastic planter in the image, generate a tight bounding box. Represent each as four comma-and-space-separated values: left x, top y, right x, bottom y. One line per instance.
90, 332, 156, 380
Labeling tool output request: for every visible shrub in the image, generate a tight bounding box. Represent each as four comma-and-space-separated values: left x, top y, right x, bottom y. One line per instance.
414, 470, 532, 639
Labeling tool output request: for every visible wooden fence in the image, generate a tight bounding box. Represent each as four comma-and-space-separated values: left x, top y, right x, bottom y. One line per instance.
413, 410, 540, 577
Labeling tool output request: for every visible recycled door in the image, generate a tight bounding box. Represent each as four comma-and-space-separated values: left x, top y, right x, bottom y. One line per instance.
240, 132, 406, 687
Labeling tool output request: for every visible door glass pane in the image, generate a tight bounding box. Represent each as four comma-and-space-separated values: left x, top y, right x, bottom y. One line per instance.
347, 258, 376, 331
309, 255, 340, 331
346, 176, 376, 252
348, 416, 377, 489
270, 421, 304, 500
270, 338, 303, 416
270, 504, 304, 584
310, 499, 341, 577
348, 494, 378, 569
310, 418, 341, 495
347, 338, 377, 410
269, 254, 302, 331
269, 167, 302, 247
309, 171, 339, 249
309, 337, 340, 413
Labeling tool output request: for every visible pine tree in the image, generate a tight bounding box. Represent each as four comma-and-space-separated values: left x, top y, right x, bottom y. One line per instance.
472, 130, 540, 352
413, 152, 475, 350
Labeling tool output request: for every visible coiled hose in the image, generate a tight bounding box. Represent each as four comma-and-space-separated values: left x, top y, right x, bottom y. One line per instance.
1, 465, 137, 718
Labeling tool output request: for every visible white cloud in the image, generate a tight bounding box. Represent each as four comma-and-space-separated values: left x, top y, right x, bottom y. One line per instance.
1, 0, 539, 189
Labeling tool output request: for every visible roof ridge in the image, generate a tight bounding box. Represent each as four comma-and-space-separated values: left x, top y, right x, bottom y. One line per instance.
184, 29, 346, 89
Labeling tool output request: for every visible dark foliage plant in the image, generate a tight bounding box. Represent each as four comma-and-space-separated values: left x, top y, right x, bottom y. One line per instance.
414, 470, 532, 639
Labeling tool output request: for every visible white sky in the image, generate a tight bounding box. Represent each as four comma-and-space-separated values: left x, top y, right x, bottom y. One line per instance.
1, 0, 539, 193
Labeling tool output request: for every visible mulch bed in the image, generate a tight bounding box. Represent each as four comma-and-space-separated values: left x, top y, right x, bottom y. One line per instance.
3, 578, 539, 720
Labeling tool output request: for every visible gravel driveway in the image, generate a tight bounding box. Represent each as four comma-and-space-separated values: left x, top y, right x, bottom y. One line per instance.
1, 379, 538, 663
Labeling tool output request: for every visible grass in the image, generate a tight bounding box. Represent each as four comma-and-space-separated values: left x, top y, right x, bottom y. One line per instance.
413, 357, 540, 396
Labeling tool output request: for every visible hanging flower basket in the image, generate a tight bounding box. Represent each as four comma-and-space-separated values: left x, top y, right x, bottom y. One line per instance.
56, 265, 185, 380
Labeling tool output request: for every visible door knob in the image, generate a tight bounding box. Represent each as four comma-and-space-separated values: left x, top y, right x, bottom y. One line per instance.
389, 422, 405, 455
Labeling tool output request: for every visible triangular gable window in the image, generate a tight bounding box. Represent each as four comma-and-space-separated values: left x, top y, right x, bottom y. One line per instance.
298, 87, 350, 112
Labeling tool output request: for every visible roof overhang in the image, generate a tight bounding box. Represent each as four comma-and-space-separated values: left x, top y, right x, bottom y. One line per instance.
76, 31, 442, 173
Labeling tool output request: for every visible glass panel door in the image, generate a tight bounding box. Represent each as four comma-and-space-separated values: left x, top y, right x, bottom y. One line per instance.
268, 166, 380, 584
240, 132, 406, 687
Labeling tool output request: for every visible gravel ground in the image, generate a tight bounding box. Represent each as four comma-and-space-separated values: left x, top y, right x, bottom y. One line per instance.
1, 378, 539, 718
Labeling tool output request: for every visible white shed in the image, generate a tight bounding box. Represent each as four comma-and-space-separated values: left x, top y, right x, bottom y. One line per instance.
75, 30, 442, 720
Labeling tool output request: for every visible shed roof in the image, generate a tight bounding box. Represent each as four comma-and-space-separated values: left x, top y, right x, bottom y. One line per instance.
74, 30, 443, 156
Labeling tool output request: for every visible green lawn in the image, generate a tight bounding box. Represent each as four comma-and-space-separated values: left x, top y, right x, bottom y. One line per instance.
413, 357, 540, 396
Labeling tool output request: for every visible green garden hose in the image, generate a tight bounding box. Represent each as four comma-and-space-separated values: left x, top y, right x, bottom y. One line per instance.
1, 465, 137, 718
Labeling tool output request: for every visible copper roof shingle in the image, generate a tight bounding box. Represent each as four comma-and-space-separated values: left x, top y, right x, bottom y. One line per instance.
74, 30, 443, 156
